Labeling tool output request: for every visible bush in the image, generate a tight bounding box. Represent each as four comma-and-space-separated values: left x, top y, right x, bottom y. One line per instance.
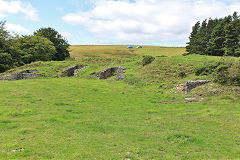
193, 62, 222, 76
213, 63, 240, 86
182, 52, 191, 56
178, 71, 187, 78
231, 73, 240, 86
142, 55, 155, 66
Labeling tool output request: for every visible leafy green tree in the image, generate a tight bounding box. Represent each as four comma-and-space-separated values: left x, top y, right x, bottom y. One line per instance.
0, 21, 10, 53
0, 52, 13, 72
15, 36, 56, 63
34, 27, 70, 61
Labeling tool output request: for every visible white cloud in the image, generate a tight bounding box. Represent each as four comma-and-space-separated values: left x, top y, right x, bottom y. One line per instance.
63, 0, 240, 46
0, 0, 39, 21
5, 23, 29, 33
60, 31, 72, 39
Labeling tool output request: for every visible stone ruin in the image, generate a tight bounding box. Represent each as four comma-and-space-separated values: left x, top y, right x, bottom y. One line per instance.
96, 67, 126, 80
59, 65, 87, 77
0, 69, 43, 81
185, 80, 211, 94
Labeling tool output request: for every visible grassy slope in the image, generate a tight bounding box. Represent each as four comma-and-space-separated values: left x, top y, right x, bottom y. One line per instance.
1, 47, 240, 159
69, 45, 186, 59
0, 78, 240, 159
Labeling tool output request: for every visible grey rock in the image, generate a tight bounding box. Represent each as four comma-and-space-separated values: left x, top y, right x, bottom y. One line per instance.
185, 80, 211, 94
0, 70, 43, 81
59, 65, 87, 77
97, 67, 126, 80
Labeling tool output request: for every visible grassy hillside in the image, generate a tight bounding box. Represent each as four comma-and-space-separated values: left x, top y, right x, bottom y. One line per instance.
1, 78, 240, 159
69, 45, 186, 60
1, 48, 240, 159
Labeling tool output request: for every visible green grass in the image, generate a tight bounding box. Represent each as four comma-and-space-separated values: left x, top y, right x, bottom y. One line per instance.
0, 78, 240, 159
69, 45, 186, 60
1, 52, 240, 159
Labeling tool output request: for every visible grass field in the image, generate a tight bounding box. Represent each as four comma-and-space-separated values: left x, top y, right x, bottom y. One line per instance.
69, 45, 186, 60
1, 47, 240, 159
1, 78, 240, 159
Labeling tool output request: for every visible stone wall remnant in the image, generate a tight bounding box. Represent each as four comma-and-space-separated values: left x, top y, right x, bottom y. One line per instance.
0, 70, 43, 81
59, 65, 87, 77
97, 67, 126, 80
185, 80, 211, 94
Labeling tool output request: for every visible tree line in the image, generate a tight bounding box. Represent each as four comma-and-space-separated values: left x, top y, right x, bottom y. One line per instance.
186, 12, 240, 57
0, 21, 70, 73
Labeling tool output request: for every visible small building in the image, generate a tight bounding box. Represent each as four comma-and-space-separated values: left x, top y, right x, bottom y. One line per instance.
127, 46, 133, 48
136, 46, 142, 48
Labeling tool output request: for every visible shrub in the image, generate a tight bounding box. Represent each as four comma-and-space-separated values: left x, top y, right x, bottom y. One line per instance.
214, 69, 229, 85
231, 73, 240, 86
178, 71, 187, 78
193, 62, 222, 76
209, 62, 240, 86
182, 52, 191, 56
142, 55, 155, 66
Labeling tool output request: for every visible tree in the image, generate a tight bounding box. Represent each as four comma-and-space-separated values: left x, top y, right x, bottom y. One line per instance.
0, 21, 11, 52
15, 36, 56, 63
207, 16, 232, 56
0, 52, 13, 72
34, 27, 70, 61
187, 12, 240, 57
186, 21, 200, 54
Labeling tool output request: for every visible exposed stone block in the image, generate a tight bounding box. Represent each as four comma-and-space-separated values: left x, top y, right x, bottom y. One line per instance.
96, 67, 126, 80
59, 65, 87, 77
185, 80, 211, 94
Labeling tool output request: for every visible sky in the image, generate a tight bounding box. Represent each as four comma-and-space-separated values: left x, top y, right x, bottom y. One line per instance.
0, 0, 240, 46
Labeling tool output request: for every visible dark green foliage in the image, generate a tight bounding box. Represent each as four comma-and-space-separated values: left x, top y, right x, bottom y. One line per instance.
231, 73, 240, 86
0, 53, 13, 72
178, 71, 186, 78
15, 36, 56, 63
182, 52, 191, 56
214, 64, 229, 84
193, 59, 240, 86
193, 62, 221, 76
142, 55, 155, 66
187, 12, 240, 57
0, 22, 68, 73
34, 27, 70, 61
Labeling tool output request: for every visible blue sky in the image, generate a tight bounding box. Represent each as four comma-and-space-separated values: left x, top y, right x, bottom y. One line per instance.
1, 0, 240, 46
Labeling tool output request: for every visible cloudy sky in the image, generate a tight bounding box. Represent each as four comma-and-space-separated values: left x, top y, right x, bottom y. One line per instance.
1, 0, 240, 46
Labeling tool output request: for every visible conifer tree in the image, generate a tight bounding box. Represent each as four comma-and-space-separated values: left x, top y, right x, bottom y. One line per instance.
186, 21, 200, 54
